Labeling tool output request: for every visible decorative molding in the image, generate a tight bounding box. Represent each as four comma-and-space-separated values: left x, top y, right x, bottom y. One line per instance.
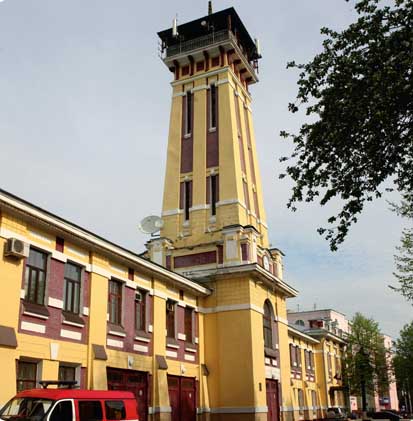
199, 303, 264, 315
21, 321, 46, 334
210, 407, 268, 414
29, 230, 53, 244
133, 344, 149, 353
191, 85, 208, 93
23, 311, 49, 320
172, 92, 186, 98
60, 329, 81, 341
108, 330, 126, 338
126, 280, 137, 290
107, 338, 123, 348
135, 336, 150, 343
184, 354, 195, 362
62, 320, 84, 329
166, 350, 178, 358
48, 297, 63, 309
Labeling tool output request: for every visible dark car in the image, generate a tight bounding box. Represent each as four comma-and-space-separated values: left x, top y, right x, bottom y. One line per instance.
367, 411, 403, 421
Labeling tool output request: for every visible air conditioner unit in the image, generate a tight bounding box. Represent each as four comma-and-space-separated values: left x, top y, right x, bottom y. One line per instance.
166, 302, 175, 312
5, 238, 29, 258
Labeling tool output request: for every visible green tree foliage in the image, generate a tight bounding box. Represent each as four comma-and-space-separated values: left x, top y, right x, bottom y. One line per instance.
344, 313, 389, 408
393, 322, 413, 410
389, 194, 413, 302
280, 0, 413, 251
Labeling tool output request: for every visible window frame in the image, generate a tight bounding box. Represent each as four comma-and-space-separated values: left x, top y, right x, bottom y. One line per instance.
184, 307, 194, 343
16, 360, 37, 392
185, 91, 193, 135
24, 248, 48, 306
135, 289, 147, 332
108, 279, 123, 326
209, 84, 217, 130
48, 399, 74, 421
166, 299, 176, 339
184, 180, 191, 221
210, 174, 218, 216
263, 301, 273, 349
63, 261, 82, 315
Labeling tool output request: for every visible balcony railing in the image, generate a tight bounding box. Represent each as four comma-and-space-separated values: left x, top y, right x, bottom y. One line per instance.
165, 29, 234, 58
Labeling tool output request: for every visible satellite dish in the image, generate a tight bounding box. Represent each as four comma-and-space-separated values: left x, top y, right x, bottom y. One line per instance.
138, 215, 164, 235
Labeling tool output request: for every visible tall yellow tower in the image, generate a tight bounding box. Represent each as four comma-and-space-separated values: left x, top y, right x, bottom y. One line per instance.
151, 5, 298, 421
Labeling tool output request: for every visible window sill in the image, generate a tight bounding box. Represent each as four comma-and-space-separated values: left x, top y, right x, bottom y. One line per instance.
107, 323, 125, 334
264, 347, 278, 358
22, 302, 50, 319
62, 311, 84, 327
135, 330, 151, 339
166, 337, 179, 348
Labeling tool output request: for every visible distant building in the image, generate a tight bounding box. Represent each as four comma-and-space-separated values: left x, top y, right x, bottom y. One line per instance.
288, 309, 399, 413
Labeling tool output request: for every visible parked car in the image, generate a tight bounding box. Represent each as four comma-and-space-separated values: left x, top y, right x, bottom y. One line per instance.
0, 382, 139, 421
367, 411, 404, 421
327, 407, 348, 420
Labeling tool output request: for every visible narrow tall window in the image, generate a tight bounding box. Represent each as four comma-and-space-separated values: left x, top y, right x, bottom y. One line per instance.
16, 361, 37, 392
210, 174, 218, 216
185, 91, 192, 135
166, 300, 175, 338
263, 301, 273, 349
184, 307, 193, 342
135, 289, 146, 332
298, 389, 304, 415
64, 262, 82, 314
184, 180, 191, 221
209, 84, 217, 129
25, 248, 47, 305
108, 280, 122, 325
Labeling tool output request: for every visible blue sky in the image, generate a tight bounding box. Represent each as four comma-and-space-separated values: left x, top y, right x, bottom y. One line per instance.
0, 0, 411, 337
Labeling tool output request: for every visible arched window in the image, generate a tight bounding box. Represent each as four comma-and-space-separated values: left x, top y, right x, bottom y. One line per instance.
263, 300, 273, 349
295, 319, 305, 327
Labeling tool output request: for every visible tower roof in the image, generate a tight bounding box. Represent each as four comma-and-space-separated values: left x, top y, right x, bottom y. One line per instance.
158, 7, 260, 61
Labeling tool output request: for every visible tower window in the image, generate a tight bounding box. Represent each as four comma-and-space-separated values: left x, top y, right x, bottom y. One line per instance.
185, 91, 192, 135
209, 84, 217, 130
210, 174, 218, 215
180, 180, 192, 221
184, 181, 191, 221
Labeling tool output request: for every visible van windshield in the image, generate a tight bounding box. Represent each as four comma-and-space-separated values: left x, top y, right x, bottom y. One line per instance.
0, 398, 54, 421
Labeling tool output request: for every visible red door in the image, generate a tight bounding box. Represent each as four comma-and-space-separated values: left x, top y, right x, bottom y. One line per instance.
107, 368, 148, 421
168, 375, 196, 421
266, 379, 280, 421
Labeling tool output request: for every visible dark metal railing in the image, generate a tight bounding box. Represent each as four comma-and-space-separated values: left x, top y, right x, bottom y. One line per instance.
165, 29, 233, 58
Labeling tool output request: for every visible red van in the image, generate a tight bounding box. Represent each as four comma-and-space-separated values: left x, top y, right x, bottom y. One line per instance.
0, 386, 139, 421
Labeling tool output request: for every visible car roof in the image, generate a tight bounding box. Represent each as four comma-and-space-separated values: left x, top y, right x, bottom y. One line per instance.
15, 389, 135, 400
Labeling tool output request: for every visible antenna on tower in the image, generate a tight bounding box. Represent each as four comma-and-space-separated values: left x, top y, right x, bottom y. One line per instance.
172, 16, 178, 38
208, 1, 213, 15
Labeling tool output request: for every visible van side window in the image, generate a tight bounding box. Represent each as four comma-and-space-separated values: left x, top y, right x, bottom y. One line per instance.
50, 401, 73, 421
105, 400, 126, 420
78, 401, 103, 421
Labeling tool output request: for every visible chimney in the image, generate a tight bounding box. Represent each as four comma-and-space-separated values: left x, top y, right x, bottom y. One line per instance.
208, 1, 212, 15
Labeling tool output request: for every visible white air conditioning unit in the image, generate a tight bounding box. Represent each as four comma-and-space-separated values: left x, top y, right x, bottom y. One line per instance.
5, 238, 29, 258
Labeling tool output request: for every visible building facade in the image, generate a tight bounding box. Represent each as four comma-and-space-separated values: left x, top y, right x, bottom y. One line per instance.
0, 5, 351, 421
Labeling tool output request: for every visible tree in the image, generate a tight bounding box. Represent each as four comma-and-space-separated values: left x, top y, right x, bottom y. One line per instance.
344, 313, 389, 412
389, 194, 413, 302
280, 0, 413, 251
393, 322, 413, 413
